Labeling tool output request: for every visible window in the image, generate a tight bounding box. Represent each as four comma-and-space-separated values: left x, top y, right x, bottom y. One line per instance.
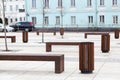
71, 0, 75, 7
58, 0, 62, 8
112, 0, 117, 6
44, 0, 49, 8
10, 5, 13, 11
100, 0, 104, 6
23, 5, 25, 9
16, 5, 18, 11
4, 6, 6, 11
32, 0, 36, 8
32, 17, 37, 25
56, 16, 60, 25
10, 19, 13, 23
44, 16, 49, 25
24, 17, 26, 21
20, 17, 22, 21
99, 15, 105, 23
88, 16, 93, 24
15, 18, 17, 22
113, 16, 118, 24
71, 16, 76, 25
87, 0, 92, 7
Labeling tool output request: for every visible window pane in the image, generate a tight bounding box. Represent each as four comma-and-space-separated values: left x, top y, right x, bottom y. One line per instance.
87, 0, 92, 7
58, 0, 62, 7
44, 16, 49, 25
99, 15, 104, 23
32, 0, 36, 8
71, 16, 76, 25
56, 16, 60, 25
32, 17, 37, 25
44, 0, 49, 8
71, 0, 75, 7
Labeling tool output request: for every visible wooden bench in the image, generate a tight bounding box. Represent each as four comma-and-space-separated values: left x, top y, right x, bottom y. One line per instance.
0, 36, 16, 43
0, 53, 64, 73
46, 42, 81, 52
36, 30, 56, 35
84, 32, 109, 38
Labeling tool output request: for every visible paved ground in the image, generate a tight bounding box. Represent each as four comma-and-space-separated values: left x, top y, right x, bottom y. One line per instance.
0, 32, 119, 80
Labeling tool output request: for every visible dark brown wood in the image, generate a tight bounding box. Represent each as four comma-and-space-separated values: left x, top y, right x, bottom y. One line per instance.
22, 31, 28, 43
0, 36, 16, 43
101, 34, 110, 53
0, 53, 64, 73
79, 42, 94, 73
84, 32, 109, 38
46, 42, 81, 52
53, 31, 56, 35
60, 28, 64, 35
36, 31, 39, 35
36, 31, 56, 35
114, 29, 119, 39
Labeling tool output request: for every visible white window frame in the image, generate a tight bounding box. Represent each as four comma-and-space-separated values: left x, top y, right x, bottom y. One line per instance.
113, 16, 118, 24
58, 0, 62, 8
88, 16, 93, 24
87, 0, 92, 7
10, 5, 13, 11
32, 0, 36, 8
112, 0, 117, 6
44, 0, 49, 8
71, 0, 75, 7
32, 17, 37, 25
44, 16, 49, 25
56, 16, 60, 25
16, 5, 18, 11
99, 15, 105, 24
100, 0, 104, 6
71, 16, 76, 25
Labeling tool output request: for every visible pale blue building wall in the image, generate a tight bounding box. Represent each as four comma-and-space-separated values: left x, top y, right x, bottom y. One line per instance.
25, 0, 120, 28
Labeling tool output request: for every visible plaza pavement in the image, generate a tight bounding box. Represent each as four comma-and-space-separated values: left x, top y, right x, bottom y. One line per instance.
0, 32, 119, 80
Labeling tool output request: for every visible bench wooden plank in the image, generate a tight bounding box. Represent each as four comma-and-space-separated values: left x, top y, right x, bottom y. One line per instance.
46, 42, 81, 52
0, 36, 16, 43
0, 53, 64, 73
84, 32, 109, 38
36, 31, 56, 35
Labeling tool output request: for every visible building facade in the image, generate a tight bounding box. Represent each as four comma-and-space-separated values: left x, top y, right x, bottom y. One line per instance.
25, 0, 120, 28
0, 0, 26, 25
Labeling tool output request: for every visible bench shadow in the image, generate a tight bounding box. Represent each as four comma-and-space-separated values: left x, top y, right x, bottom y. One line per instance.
117, 43, 120, 44
0, 49, 21, 52
0, 69, 53, 75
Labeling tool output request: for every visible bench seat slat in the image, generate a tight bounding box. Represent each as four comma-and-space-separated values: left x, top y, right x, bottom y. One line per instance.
0, 54, 63, 61
84, 32, 109, 38
0, 54, 64, 73
46, 42, 81, 52
46, 42, 81, 45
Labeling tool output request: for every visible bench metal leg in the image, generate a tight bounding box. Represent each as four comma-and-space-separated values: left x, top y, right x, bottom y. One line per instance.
55, 55, 64, 73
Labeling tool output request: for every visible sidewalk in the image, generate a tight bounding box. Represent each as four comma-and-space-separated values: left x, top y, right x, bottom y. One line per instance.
0, 32, 119, 80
